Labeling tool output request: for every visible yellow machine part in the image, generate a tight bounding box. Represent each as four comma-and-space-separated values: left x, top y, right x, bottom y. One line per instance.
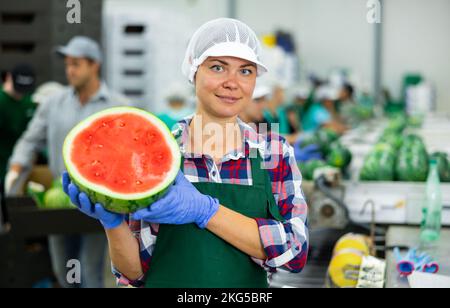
328, 233, 373, 288
329, 249, 364, 288
333, 233, 371, 256
261, 34, 277, 47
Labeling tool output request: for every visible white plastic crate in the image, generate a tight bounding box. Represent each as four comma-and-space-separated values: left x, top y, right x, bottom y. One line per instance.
344, 181, 450, 226
111, 76, 149, 89
103, 7, 194, 113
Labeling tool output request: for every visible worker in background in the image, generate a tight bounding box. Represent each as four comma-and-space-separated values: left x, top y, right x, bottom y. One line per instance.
285, 85, 313, 136
263, 85, 300, 144
31, 82, 67, 166
239, 85, 271, 132
337, 83, 357, 126
158, 84, 194, 131
0, 64, 37, 182
302, 85, 348, 134
5, 36, 129, 288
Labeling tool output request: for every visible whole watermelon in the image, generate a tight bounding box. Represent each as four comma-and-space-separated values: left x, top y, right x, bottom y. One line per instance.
379, 133, 403, 150
299, 160, 328, 181
327, 142, 352, 170
384, 115, 407, 135
314, 129, 340, 156
396, 136, 429, 182
402, 134, 426, 151
360, 143, 396, 181
44, 187, 74, 210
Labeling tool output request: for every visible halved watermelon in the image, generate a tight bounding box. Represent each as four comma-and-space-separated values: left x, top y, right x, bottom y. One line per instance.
63, 107, 181, 214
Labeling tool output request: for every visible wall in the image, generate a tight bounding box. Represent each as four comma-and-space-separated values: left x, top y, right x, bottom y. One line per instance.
237, 0, 374, 91
383, 0, 450, 113
239, 0, 449, 112
103, 0, 450, 113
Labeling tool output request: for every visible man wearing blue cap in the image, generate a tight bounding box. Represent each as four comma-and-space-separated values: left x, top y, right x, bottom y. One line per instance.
6, 36, 129, 288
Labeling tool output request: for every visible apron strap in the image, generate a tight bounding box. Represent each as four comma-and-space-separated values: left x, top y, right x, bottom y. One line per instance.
250, 149, 267, 190
251, 150, 286, 222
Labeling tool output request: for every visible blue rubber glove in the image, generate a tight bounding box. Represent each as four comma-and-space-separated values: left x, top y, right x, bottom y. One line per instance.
131, 171, 220, 229
62, 172, 125, 230
294, 138, 323, 162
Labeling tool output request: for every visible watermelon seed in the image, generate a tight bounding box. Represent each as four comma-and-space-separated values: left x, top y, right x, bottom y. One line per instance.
119, 122, 126, 127
134, 137, 139, 141
136, 180, 142, 185
102, 122, 107, 127
98, 144, 104, 149
122, 180, 127, 184
95, 172, 100, 177
91, 160, 100, 166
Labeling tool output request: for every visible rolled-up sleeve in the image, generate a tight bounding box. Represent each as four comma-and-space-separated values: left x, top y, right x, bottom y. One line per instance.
254, 137, 309, 273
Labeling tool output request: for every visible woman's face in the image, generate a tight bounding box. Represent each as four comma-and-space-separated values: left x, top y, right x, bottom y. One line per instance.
195, 56, 257, 119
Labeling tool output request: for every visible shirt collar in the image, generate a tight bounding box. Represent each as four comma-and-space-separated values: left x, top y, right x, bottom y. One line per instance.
71, 82, 110, 104
172, 114, 266, 162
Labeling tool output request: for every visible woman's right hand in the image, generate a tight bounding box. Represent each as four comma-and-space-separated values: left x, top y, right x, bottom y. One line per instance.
62, 172, 125, 230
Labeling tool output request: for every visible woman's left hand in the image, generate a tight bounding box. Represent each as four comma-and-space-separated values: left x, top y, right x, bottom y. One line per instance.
131, 171, 220, 229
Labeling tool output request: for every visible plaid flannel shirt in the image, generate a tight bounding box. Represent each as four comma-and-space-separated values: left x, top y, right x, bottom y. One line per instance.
113, 117, 309, 287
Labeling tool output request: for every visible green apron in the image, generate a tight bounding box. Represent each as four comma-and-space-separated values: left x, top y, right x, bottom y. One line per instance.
145, 153, 284, 288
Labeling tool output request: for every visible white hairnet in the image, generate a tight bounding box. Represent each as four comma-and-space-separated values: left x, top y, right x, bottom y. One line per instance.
182, 18, 268, 83
252, 86, 271, 100
315, 85, 340, 101
293, 85, 311, 99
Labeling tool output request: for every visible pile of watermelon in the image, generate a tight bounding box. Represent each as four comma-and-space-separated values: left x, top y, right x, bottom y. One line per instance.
300, 128, 340, 157
360, 134, 450, 183
297, 129, 353, 180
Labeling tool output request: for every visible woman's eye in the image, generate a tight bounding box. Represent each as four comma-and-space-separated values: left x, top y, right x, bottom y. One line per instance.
241, 69, 254, 76
211, 65, 224, 72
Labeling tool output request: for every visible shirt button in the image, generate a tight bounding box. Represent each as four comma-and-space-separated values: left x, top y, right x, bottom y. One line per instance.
212, 171, 217, 177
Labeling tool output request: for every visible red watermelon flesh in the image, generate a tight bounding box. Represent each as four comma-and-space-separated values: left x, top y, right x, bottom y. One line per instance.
71, 114, 174, 194
63, 107, 181, 214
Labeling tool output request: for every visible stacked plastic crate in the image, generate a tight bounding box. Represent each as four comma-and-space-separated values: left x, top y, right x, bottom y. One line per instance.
103, 14, 153, 109
0, 0, 102, 85
103, 8, 194, 112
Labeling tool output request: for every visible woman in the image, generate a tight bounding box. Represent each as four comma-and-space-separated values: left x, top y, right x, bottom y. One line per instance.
302, 85, 348, 134
263, 85, 300, 144
63, 18, 308, 288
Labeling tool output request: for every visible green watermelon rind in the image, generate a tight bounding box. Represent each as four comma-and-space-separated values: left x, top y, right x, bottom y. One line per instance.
395, 136, 429, 182
63, 107, 181, 214
327, 142, 352, 170
360, 143, 396, 181
299, 160, 328, 181
68, 177, 171, 214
